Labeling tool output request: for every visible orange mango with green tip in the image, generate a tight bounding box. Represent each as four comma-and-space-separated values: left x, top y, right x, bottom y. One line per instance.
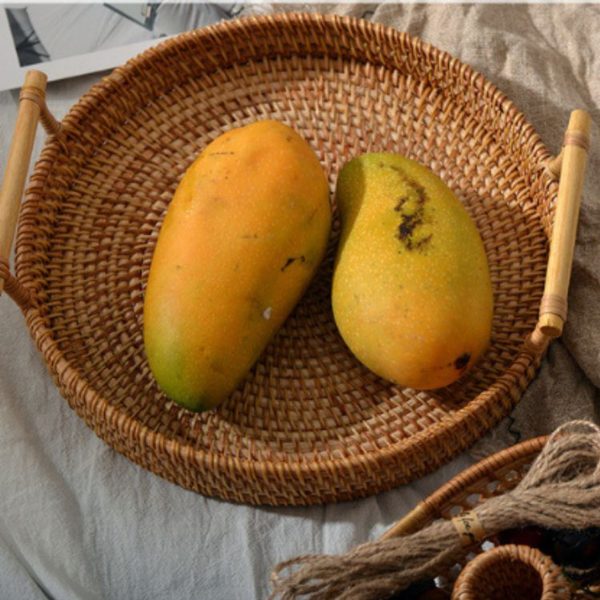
332, 152, 493, 389
144, 120, 330, 411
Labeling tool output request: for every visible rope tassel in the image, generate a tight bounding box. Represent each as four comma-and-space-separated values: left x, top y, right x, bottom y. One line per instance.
269, 421, 600, 600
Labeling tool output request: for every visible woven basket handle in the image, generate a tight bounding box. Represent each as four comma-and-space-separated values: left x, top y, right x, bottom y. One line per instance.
0, 70, 61, 311
528, 109, 591, 353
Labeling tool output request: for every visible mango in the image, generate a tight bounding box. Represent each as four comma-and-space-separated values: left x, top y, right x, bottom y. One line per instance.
144, 120, 331, 411
332, 153, 493, 389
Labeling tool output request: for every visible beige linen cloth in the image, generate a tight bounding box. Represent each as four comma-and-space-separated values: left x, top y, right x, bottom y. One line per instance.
0, 5, 598, 600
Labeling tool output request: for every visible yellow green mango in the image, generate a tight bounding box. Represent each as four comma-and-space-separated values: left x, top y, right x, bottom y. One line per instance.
332, 153, 493, 389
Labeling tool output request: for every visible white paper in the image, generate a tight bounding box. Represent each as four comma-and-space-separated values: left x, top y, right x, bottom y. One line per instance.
0, 3, 239, 92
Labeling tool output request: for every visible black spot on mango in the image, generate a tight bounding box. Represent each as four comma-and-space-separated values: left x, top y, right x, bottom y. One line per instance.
454, 353, 471, 370
280, 255, 306, 272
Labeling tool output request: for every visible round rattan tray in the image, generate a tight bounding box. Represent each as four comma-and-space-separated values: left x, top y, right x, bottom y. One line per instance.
0, 14, 589, 505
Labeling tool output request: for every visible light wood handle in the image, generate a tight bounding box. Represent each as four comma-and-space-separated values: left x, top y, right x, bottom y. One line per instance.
379, 502, 433, 540
537, 110, 591, 339
0, 70, 48, 295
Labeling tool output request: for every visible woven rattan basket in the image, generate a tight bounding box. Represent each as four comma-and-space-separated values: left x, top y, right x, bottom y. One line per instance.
452, 544, 571, 600
382, 436, 584, 598
0, 14, 591, 505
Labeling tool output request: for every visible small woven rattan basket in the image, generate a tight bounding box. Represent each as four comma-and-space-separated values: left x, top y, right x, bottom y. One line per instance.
452, 544, 571, 600
382, 437, 584, 598
0, 14, 590, 505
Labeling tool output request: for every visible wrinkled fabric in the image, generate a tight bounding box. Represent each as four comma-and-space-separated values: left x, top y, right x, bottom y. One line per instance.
0, 4, 599, 599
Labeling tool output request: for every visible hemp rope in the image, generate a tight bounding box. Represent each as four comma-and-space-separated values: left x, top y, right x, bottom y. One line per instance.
269, 421, 600, 600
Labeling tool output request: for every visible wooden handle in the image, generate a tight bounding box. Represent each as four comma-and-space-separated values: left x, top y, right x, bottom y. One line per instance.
379, 502, 433, 540
537, 110, 591, 339
0, 70, 47, 295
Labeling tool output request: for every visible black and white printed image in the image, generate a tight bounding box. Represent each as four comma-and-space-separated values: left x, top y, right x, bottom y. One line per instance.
0, 3, 245, 90
5, 3, 242, 67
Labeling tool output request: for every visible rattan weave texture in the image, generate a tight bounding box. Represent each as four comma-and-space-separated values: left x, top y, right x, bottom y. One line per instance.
452, 544, 571, 599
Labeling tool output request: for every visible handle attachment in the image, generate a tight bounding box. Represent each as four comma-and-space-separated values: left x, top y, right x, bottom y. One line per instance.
529, 110, 591, 351
0, 70, 58, 310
